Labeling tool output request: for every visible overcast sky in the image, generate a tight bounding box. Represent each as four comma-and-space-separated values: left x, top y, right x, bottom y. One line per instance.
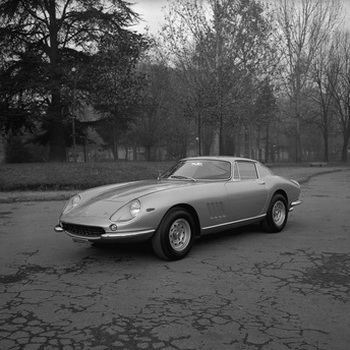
130, 0, 350, 34
130, 0, 166, 34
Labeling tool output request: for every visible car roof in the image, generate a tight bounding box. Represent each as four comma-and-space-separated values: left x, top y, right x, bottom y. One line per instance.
183, 156, 260, 163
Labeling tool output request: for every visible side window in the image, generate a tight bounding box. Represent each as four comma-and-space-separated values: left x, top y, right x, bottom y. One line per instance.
236, 161, 258, 180
233, 162, 240, 180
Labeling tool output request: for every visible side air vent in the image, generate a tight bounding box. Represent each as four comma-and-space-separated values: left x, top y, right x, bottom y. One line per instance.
207, 202, 226, 220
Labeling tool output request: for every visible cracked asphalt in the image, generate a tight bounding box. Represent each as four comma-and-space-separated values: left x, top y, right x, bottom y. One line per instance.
0, 169, 350, 350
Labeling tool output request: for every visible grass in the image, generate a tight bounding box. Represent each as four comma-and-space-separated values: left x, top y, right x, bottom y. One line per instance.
1, 160, 348, 192
0, 161, 175, 192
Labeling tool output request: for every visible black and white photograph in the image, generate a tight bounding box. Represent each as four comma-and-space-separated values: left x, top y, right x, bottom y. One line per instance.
1, 0, 350, 349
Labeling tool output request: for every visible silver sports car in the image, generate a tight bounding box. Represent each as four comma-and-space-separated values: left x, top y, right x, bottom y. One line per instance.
54, 157, 302, 260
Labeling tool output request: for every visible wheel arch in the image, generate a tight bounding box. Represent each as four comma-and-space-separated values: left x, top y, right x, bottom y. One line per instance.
164, 204, 201, 237
273, 189, 288, 203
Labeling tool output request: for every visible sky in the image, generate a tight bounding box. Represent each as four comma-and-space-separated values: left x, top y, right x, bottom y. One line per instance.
130, 0, 166, 34
130, 0, 350, 34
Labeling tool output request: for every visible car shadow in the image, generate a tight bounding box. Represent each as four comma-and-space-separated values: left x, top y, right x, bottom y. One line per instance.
72, 224, 269, 263
87, 239, 156, 261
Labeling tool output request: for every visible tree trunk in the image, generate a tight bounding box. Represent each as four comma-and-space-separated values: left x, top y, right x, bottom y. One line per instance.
48, 94, 66, 162
295, 104, 302, 163
112, 122, 118, 161
145, 146, 151, 161
244, 127, 250, 158
47, 1, 66, 162
256, 126, 261, 161
210, 127, 220, 155
341, 134, 349, 162
197, 112, 202, 156
48, 122, 66, 162
323, 130, 329, 162
265, 123, 270, 163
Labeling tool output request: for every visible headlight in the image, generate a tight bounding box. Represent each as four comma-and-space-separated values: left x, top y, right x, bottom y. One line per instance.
110, 199, 141, 223
62, 195, 81, 215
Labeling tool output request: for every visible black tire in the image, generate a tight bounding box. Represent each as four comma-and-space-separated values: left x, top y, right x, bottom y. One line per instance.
262, 194, 288, 233
152, 208, 196, 260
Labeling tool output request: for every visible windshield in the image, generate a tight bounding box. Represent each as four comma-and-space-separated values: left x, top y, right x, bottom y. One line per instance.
161, 160, 231, 181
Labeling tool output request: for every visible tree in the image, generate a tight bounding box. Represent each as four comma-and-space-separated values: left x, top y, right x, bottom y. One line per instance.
254, 80, 277, 162
0, 0, 142, 161
274, 0, 341, 162
0, 46, 44, 140
129, 62, 176, 161
89, 32, 149, 160
328, 31, 350, 162
310, 48, 338, 162
159, 0, 275, 156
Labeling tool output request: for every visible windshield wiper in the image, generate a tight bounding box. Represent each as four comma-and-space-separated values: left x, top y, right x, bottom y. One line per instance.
169, 175, 197, 182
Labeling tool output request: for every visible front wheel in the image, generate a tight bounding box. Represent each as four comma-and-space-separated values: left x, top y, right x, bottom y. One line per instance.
152, 208, 196, 260
262, 194, 288, 233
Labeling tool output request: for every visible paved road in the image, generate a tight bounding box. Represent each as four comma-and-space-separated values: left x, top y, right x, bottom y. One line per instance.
1, 170, 350, 350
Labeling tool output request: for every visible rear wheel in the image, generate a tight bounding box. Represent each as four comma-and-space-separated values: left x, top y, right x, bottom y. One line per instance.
152, 208, 195, 260
262, 194, 288, 233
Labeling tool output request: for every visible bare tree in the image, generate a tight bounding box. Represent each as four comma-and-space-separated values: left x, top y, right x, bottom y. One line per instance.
328, 30, 350, 162
274, 0, 342, 162
159, 0, 274, 156
128, 61, 176, 161
158, 0, 214, 155
310, 47, 337, 162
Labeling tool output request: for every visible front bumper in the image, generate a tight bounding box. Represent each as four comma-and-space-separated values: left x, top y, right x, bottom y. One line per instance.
289, 199, 302, 211
54, 224, 155, 242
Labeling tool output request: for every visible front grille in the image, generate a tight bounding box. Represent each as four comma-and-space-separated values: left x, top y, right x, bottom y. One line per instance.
62, 223, 105, 237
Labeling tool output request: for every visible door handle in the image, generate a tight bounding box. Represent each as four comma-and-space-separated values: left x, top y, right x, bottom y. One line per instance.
259, 181, 266, 185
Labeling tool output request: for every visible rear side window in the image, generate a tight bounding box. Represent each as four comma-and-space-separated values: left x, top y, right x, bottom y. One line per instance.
236, 161, 258, 180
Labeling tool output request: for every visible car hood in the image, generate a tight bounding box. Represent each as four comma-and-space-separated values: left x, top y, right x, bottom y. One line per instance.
86, 180, 194, 201
62, 180, 193, 220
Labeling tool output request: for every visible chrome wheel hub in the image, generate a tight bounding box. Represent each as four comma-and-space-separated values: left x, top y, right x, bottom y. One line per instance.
169, 219, 191, 251
273, 200, 286, 227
